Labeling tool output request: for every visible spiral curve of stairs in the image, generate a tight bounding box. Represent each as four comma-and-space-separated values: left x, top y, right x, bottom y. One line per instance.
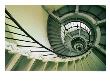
5, 5, 106, 71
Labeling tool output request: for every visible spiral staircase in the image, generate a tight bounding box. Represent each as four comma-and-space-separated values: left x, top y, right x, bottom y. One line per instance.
5, 5, 106, 71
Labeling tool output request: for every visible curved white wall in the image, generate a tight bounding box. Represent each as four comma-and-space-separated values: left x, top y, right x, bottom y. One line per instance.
6, 5, 51, 48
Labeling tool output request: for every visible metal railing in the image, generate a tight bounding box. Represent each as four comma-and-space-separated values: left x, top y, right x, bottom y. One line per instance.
5, 9, 57, 56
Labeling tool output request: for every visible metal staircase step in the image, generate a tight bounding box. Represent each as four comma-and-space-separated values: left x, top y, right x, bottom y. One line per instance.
48, 18, 60, 27
6, 53, 21, 71
44, 61, 56, 71
48, 25, 60, 30
80, 57, 91, 71
85, 55, 96, 71
51, 41, 63, 46
5, 50, 15, 66
68, 61, 76, 71
30, 59, 45, 71
53, 45, 65, 52
90, 51, 106, 71
49, 34, 61, 39
92, 48, 106, 64
49, 38, 62, 42
48, 31, 60, 36
56, 47, 67, 55
57, 62, 68, 71
11, 55, 31, 71
75, 59, 83, 71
